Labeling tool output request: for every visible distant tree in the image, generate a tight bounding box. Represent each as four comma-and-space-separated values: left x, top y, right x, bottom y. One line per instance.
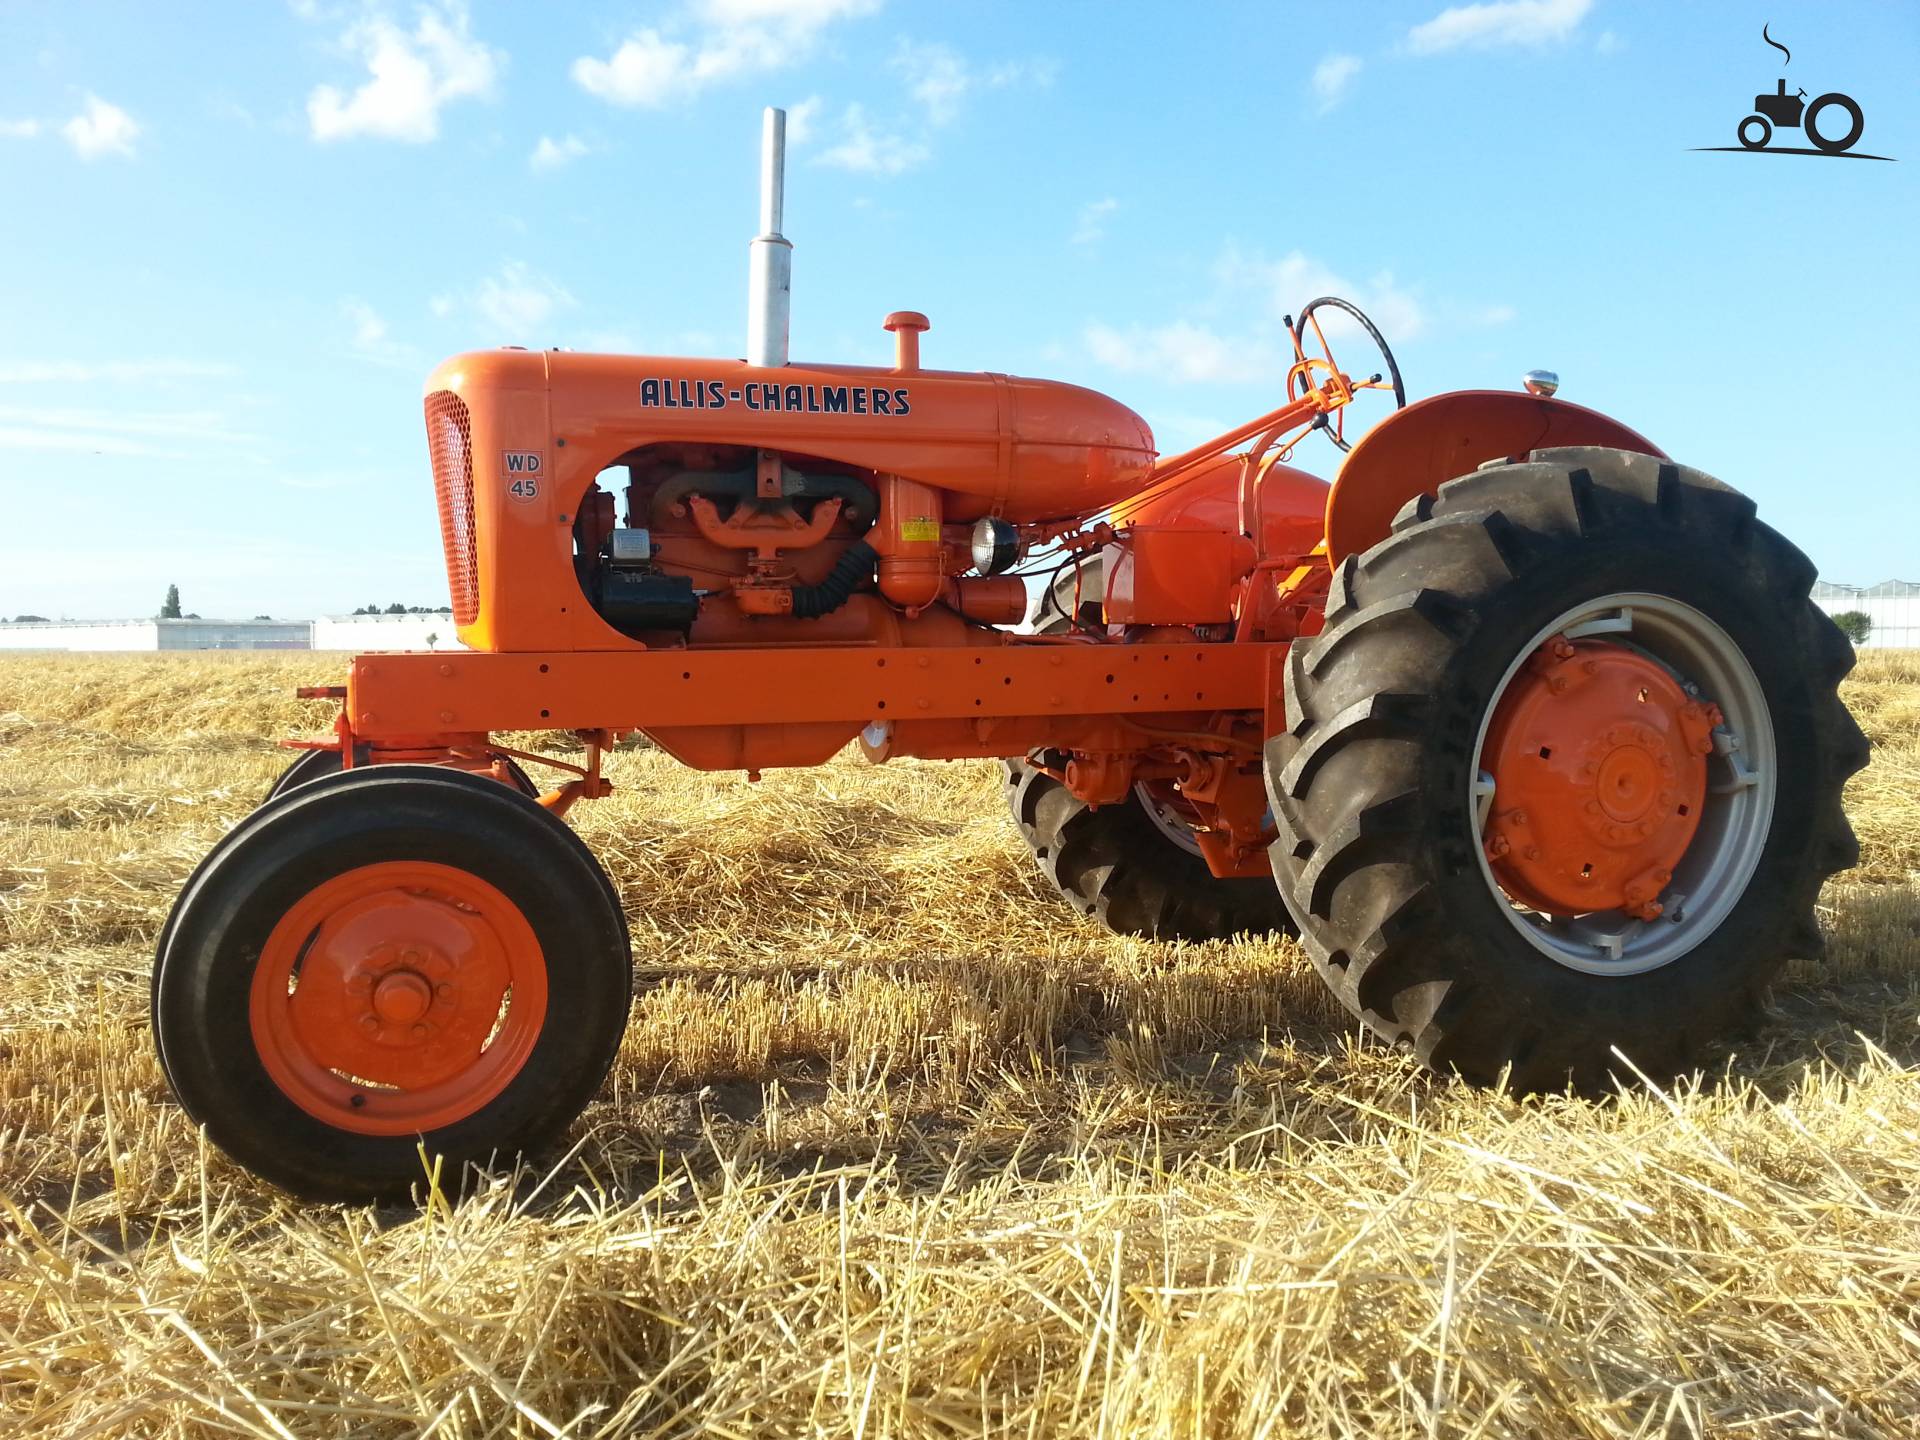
12, 614, 49, 623
160, 583, 182, 619
384, 602, 409, 614
183, 612, 202, 620
1832, 610, 1872, 646
253, 614, 273, 620
424, 631, 440, 651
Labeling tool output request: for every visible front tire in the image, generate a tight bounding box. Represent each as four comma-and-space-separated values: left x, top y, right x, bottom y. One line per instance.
154, 766, 632, 1202
1266, 448, 1866, 1091
263, 746, 538, 805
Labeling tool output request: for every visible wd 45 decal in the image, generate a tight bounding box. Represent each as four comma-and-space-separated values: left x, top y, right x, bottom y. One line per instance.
639, 377, 912, 417
503, 450, 543, 502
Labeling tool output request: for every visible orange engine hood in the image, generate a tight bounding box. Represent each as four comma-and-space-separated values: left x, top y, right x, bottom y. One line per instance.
431, 348, 1157, 524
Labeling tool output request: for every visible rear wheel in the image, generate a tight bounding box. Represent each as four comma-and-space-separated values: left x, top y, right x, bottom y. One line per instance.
1266, 448, 1866, 1090
1003, 756, 1295, 941
154, 765, 632, 1202
1805, 93, 1864, 154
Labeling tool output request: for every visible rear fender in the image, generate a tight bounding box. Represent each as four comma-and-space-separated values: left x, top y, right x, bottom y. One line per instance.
1324, 390, 1665, 565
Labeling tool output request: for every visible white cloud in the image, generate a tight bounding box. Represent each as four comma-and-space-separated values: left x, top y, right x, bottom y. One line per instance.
62, 95, 139, 159
1085, 321, 1279, 385
890, 40, 1055, 125
1216, 244, 1428, 345
530, 133, 589, 170
697, 0, 878, 24
572, 0, 879, 108
0, 118, 40, 138
469, 262, 575, 339
0, 404, 262, 460
816, 103, 927, 175
1311, 53, 1362, 113
784, 95, 822, 144
308, 2, 500, 143
571, 30, 696, 108
1072, 197, 1118, 245
344, 299, 414, 367
894, 40, 969, 124
1595, 29, 1624, 55
1082, 244, 1441, 388
1407, 0, 1591, 54
0, 358, 235, 383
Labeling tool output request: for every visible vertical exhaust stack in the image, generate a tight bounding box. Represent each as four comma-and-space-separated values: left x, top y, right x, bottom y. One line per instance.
746, 106, 791, 368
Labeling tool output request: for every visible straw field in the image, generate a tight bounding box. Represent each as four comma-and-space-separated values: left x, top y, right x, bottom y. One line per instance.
3, 650, 1918, 1437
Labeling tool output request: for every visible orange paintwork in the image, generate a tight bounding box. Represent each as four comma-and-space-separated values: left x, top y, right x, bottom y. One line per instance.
359, 324, 1674, 881
427, 347, 1155, 651
1480, 638, 1717, 919
350, 640, 1266, 744
248, 861, 548, 1136
1105, 453, 1327, 627
872, 474, 945, 608
1325, 390, 1665, 564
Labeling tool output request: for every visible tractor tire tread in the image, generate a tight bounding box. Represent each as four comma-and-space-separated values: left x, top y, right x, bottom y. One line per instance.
1002, 758, 1294, 942
1265, 448, 1865, 1093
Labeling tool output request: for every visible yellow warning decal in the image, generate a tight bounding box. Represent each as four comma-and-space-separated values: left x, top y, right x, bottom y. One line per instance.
899, 518, 940, 543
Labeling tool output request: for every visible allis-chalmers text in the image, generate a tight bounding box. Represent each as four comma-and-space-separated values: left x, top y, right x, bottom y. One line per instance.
639, 378, 913, 416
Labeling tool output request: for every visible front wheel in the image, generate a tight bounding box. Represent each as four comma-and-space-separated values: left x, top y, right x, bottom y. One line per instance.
1267, 448, 1866, 1091
264, 746, 538, 805
154, 765, 633, 1202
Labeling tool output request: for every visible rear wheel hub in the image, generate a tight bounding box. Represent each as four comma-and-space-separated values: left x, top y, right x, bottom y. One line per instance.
1480, 637, 1719, 919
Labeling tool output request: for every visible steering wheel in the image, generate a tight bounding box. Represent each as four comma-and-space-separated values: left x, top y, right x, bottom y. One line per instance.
1285, 295, 1406, 453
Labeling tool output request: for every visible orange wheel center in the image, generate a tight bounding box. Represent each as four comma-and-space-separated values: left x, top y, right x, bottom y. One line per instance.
248, 862, 548, 1137
1596, 744, 1659, 822
372, 969, 433, 1024
1480, 636, 1721, 921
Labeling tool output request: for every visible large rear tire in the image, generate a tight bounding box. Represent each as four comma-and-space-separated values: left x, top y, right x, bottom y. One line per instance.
154, 766, 632, 1202
1266, 448, 1866, 1091
1003, 756, 1296, 941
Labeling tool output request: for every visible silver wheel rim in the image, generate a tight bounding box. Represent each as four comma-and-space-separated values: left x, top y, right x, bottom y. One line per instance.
1469, 592, 1776, 977
1134, 781, 1207, 857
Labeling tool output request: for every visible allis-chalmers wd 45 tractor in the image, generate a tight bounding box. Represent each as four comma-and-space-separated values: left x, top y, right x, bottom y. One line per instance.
155, 113, 1866, 1200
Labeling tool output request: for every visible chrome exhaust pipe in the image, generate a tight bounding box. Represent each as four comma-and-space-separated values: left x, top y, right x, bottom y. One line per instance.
746, 106, 791, 368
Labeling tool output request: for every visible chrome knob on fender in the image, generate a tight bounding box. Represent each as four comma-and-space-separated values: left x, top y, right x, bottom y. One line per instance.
1523, 369, 1560, 397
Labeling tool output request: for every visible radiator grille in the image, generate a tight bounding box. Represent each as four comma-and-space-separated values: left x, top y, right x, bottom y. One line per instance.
425, 390, 478, 625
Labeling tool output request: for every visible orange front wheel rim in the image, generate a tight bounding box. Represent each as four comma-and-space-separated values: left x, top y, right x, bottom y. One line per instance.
248, 861, 548, 1136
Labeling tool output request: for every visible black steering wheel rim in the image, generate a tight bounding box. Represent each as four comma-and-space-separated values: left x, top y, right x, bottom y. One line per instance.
1287, 295, 1407, 453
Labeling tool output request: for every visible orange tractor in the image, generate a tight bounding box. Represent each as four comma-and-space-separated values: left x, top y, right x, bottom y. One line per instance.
154, 111, 1866, 1201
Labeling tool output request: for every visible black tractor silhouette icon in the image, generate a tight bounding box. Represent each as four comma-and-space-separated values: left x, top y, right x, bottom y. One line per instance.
1695, 25, 1890, 161
1742, 78, 1864, 153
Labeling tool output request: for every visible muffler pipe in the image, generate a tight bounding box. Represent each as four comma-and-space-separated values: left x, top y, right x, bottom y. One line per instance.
746, 106, 791, 368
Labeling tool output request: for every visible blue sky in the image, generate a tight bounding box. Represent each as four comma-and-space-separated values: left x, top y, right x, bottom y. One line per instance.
1, 0, 1915, 619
